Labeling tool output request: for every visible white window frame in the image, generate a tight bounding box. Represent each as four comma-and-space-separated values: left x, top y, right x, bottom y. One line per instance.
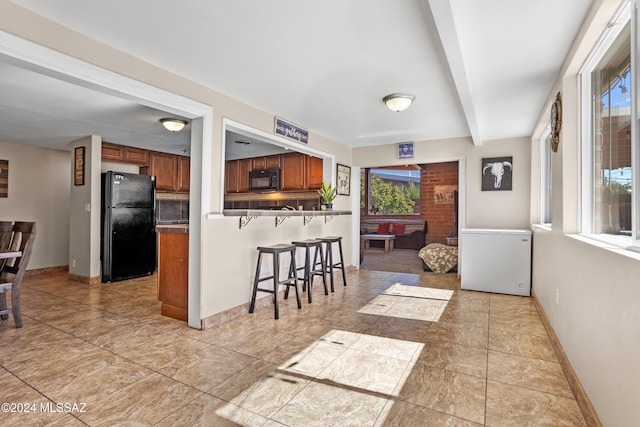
539, 125, 553, 225
580, 0, 639, 249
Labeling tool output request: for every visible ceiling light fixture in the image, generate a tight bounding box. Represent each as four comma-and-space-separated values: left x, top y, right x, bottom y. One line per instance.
159, 118, 188, 132
383, 93, 415, 112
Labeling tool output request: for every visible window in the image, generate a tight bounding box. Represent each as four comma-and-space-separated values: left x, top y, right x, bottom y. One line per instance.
362, 168, 421, 215
539, 126, 553, 224
581, 1, 636, 245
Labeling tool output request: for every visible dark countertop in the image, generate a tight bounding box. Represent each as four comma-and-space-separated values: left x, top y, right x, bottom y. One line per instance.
156, 224, 189, 233
223, 209, 351, 217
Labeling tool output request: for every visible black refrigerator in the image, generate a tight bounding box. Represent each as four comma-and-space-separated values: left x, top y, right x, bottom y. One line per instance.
101, 171, 156, 282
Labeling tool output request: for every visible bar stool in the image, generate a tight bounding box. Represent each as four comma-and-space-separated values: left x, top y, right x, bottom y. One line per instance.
249, 243, 301, 319
292, 239, 328, 303
318, 236, 347, 292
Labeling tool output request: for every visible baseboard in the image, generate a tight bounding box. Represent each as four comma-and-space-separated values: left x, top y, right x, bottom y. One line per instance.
25, 265, 68, 276
201, 269, 355, 329
532, 290, 602, 427
201, 292, 277, 329
68, 273, 101, 285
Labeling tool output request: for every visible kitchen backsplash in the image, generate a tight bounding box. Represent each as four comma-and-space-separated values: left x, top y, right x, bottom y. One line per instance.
156, 192, 189, 224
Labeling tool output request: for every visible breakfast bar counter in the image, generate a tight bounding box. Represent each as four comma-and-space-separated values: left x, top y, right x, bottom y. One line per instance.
223, 209, 352, 229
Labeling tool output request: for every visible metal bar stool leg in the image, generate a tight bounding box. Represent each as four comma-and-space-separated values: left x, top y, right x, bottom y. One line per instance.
272, 248, 280, 319
289, 249, 302, 309
337, 238, 347, 287
249, 251, 263, 314
325, 241, 335, 292
312, 244, 329, 295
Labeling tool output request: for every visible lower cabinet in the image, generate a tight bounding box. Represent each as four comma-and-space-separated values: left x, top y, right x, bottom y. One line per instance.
158, 231, 188, 321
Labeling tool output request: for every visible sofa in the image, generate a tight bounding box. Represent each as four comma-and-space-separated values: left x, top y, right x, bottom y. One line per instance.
360, 218, 428, 250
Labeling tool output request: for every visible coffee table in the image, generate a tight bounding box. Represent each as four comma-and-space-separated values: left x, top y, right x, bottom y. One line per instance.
360, 234, 395, 253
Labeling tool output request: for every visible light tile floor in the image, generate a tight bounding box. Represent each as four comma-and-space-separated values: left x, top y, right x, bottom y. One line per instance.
0, 269, 587, 426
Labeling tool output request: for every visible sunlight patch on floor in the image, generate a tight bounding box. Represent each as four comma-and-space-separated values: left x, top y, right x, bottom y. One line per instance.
358, 284, 452, 322
216, 329, 424, 426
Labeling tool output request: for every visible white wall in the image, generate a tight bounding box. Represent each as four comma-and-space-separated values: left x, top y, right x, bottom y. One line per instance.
353, 136, 532, 230
529, 0, 639, 425
68, 135, 102, 278
202, 214, 351, 318
0, 141, 70, 269
465, 138, 531, 229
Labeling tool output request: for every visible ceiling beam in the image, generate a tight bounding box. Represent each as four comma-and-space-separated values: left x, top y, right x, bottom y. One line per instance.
426, 0, 482, 146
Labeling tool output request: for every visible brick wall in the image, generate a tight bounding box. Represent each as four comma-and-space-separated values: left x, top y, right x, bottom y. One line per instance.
420, 161, 458, 244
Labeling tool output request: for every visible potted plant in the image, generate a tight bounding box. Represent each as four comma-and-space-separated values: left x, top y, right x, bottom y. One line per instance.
318, 180, 337, 210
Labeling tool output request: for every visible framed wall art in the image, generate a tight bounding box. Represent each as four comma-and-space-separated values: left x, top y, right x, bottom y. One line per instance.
398, 142, 413, 159
336, 163, 351, 196
0, 159, 8, 198
74, 147, 85, 186
482, 156, 512, 191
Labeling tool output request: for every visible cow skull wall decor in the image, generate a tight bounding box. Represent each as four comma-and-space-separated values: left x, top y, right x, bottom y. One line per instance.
481, 156, 513, 191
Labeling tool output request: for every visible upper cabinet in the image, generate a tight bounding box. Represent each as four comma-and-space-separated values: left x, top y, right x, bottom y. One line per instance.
306, 155, 323, 189
124, 146, 149, 165
177, 156, 190, 193
225, 152, 323, 194
251, 155, 281, 170
281, 152, 306, 191
101, 142, 189, 193
102, 142, 149, 165
225, 159, 251, 193
149, 151, 179, 192
101, 142, 124, 161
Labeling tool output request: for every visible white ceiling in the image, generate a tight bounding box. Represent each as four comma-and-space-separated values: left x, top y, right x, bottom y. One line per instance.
2, 0, 593, 156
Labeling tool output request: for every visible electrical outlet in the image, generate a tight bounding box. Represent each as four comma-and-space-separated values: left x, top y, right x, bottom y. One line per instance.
72, 259, 76, 268
555, 289, 560, 305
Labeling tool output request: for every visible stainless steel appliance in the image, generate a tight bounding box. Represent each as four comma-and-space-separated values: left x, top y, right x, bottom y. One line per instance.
101, 171, 156, 282
249, 168, 280, 191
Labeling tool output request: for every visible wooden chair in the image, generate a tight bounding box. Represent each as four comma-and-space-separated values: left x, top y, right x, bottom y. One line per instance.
0, 221, 13, 273
0, 221, 12, 248
0, 222, 36, 328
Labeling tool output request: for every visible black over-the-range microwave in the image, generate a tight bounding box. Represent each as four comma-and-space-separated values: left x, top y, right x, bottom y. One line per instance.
249, 168, 281, 191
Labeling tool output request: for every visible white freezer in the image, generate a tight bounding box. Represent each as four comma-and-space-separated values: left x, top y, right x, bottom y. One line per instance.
460, 228, 532, 296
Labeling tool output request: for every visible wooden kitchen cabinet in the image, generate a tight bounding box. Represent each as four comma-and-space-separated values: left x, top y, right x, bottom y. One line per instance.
146, 151, 190, 193
102, 143, 188, 192
102, 142, 149, 166
281, 152, 306, 190
225, 158, 251, 193
177, 156, 190, 192
281, 152, 323, 190
101, 142, 124, 161
123, 146, 149, 165
265, 155, 281, 169
226, 153, 322, 192
251, 154, 281, 170
306, 155, 323, 189
251, 157, 266, 170
149, 151, 179, 191
158, 230, 188, 321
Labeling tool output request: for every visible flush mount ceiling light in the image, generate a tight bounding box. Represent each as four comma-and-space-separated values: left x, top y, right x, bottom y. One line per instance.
159, 118, 188, 132
383, 93, 415, 112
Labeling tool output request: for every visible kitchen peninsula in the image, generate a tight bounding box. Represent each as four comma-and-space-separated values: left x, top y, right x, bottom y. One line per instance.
156, 224, 189, 321
223, 208, 351, 229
